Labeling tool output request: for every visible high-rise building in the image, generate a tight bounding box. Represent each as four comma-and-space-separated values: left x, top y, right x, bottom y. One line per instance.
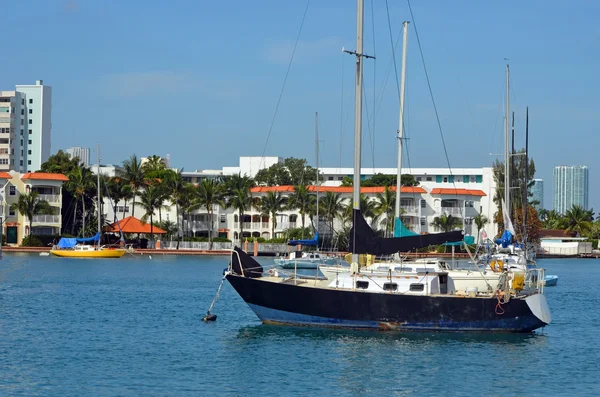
65, 147, 90, 166
553, 166, 589, 214
16, 80, 52, 173
530, 179, 544, 210
0, 80, 52, 173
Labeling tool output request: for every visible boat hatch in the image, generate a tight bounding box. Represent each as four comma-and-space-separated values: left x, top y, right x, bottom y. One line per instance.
356, 281, 369, 289
439, 274, 448, 294
383, 282, 398, 292
409, 283, 424, 292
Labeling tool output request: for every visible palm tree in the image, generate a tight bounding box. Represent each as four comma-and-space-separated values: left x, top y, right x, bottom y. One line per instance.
320, 191, 345, 236
473, 213, 489, 243
162, 169, 185, 248
256, 191, 287, 239
225, 173, 254, 243
141, 155, 166, 176
373, 187, 396, 237
340, 194, 377, 229
430, 213, 463, 233
10, 192, 52, 241
540, 209, 563, 229
197, 179, 226, 249
178, 183, 201, 238
138, 185, 162, 244
66, 166, 95, 236
287, 185, 312, 238
118, 154, 145, 216
562, 205, 593, 236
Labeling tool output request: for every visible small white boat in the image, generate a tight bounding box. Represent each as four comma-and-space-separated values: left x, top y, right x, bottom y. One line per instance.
544, 275, 558, 287
274, 251, 336, 269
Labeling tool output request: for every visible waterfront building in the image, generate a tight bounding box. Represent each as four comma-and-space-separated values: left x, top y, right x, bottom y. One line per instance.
100, 156, 499, 245
0, 81, 52, 173
530, 179, 544, 210
1, 171, 68, 245
65, 147, 90, 166
553, 166, 589, 214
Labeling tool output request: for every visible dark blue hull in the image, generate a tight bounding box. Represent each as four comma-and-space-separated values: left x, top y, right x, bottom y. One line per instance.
226, 274, 549, 333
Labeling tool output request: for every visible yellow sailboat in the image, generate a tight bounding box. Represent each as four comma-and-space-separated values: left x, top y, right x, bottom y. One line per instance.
50, 145, 128, 258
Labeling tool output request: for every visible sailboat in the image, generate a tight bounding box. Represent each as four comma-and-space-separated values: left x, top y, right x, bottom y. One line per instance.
50, 146, 127, 258
223, 1, 551, 332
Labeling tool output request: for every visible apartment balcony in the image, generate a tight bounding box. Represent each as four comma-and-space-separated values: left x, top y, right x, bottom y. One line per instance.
32, 215, 61, 224
38, 194, 61, 204
400, 206, 419, 216
437, 207, 464, 216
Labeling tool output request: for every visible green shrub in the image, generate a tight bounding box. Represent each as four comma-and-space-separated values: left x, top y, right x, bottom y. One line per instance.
21, 235, 44, 247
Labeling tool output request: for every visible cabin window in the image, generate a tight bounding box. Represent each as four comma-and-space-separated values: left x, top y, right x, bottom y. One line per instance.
383, 282, 398, 291
409, 283, 424, 292
356, 281, 369, 289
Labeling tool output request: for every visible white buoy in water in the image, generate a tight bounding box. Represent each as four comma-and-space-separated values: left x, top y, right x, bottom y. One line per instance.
40, 252, 50, 256
149, 255, 152, 260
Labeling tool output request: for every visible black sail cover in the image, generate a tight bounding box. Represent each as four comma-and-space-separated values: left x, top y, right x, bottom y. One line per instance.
231, 246, 264, 278
349, 209, 464, 255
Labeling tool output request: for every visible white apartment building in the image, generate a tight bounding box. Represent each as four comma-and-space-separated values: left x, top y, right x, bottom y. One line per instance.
100, 157, 500, 245
0, 80, 52, 173
66, 147, 90, 166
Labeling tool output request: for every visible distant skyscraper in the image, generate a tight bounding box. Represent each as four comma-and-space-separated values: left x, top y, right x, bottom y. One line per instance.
0, 80, 52, 173
553, 166, 589, 214
15, 80, 52, 172
530, 179, 544, 210
65, 147, 90, 166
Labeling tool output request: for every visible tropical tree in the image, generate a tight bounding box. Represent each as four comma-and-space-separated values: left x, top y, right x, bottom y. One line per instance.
253, 158, 319, 186
117, 154, 145, 216
225, 173, 254, 242
539, 209, 564, 229
10, 192, 52, 239
65, 166, 95, 236
255, 191, 287, 239
562, 205, 593, 236
373, 187, 396, 237
287, 185, 313, 237
138, 185, 163, 244
473, 213, 489, 243
141, 155, 167, 177
162, 169, 185, 246
430, 213, 463, 233
197, 179, 226, 249
320, 191, 345, 234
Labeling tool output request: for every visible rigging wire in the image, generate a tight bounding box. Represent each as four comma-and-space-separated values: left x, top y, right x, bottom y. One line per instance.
406, 0, 464, 219
370, 0, 377, 170
338, 52, 345, 169
259, 0, 312, 167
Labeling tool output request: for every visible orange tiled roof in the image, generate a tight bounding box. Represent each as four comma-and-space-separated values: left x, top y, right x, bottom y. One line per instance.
430, 188, 486, 197
0, 172, 12, 179
103, 216, 167, 234
251, 185, 426, 194
21, 172, 69, 181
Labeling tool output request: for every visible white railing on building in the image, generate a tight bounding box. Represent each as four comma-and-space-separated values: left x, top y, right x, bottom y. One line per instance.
38, 194, 61, 203
33, 215, 61, 223
438, 207, 464, 216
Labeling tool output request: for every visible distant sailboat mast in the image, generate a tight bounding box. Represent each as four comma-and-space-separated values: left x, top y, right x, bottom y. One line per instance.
315, 111, 319, 247
96, 144, 102, 248
394, 21, 409, 237
504, 64, 510, 218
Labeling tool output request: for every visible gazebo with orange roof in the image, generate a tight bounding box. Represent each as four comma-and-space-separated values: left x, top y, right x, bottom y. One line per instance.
103, 216, 167, 235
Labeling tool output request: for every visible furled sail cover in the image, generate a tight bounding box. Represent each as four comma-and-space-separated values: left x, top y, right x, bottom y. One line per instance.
349, 209, 464, 255
231, 246, 264, 278
56, 232, 101, 249
287, 232, 319, 246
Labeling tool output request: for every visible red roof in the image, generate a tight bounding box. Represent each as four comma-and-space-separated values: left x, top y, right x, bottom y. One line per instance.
103, 216, 167, 234
21, 172, 69, 181
430, 188, 486, 197
0, 172, 12, 179
251, 185, 426, 194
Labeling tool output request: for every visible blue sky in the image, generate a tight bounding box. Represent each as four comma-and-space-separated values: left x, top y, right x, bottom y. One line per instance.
1, 0, 598, 211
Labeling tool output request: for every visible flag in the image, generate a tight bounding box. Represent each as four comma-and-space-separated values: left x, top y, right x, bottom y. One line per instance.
481, 229, 487, 240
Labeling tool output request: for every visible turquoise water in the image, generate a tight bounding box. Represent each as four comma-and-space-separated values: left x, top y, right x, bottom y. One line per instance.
0, 253, 598, 396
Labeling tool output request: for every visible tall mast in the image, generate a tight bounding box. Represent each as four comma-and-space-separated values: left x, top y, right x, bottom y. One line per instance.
315, 111, 319, 243
394, 21, 409, 236
96, 144, 101, 248
351, 0, 364, 271
524, 107, 529, 251
504, 64, 510, 218
511, 111, 515, 220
